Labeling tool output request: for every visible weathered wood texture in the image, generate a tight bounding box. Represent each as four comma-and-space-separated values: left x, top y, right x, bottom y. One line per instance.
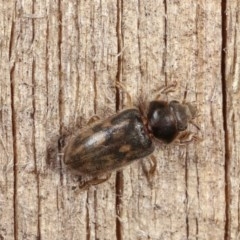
0, 0, 239, 239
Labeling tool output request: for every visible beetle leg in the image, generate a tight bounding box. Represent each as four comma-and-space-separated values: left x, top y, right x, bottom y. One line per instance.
77, 173, 112, 191
189, 119, 201, 131
87, 115, 101, 125
154, 81, 178, 100
177, 131, 202, 144
148, 155, 157, 176
142, 155, 157, 186
115, 81, 133, 107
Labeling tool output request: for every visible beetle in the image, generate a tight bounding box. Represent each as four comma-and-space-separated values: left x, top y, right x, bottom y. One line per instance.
63, 98, 197, 188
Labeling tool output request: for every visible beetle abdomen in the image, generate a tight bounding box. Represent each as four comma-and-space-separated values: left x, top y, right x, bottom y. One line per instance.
64, 109, 154, 175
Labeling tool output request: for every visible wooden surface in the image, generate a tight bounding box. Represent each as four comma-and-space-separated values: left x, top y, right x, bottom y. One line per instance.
0, 0, 240, 239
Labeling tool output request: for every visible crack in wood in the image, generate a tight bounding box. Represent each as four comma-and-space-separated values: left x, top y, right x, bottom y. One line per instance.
221, 1, 230, 239
115, 0, 124, 239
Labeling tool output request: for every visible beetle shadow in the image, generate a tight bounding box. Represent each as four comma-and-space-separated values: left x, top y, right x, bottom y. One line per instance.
46, 134, 63, 173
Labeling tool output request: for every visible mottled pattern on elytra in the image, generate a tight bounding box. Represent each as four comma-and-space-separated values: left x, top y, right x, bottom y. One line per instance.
64, 109, 154, 175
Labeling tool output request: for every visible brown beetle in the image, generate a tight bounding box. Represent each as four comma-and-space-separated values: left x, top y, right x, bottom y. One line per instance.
63, 99, 197, 187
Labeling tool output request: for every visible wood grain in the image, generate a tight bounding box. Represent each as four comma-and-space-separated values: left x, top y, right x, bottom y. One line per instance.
0, 0, 239, 239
